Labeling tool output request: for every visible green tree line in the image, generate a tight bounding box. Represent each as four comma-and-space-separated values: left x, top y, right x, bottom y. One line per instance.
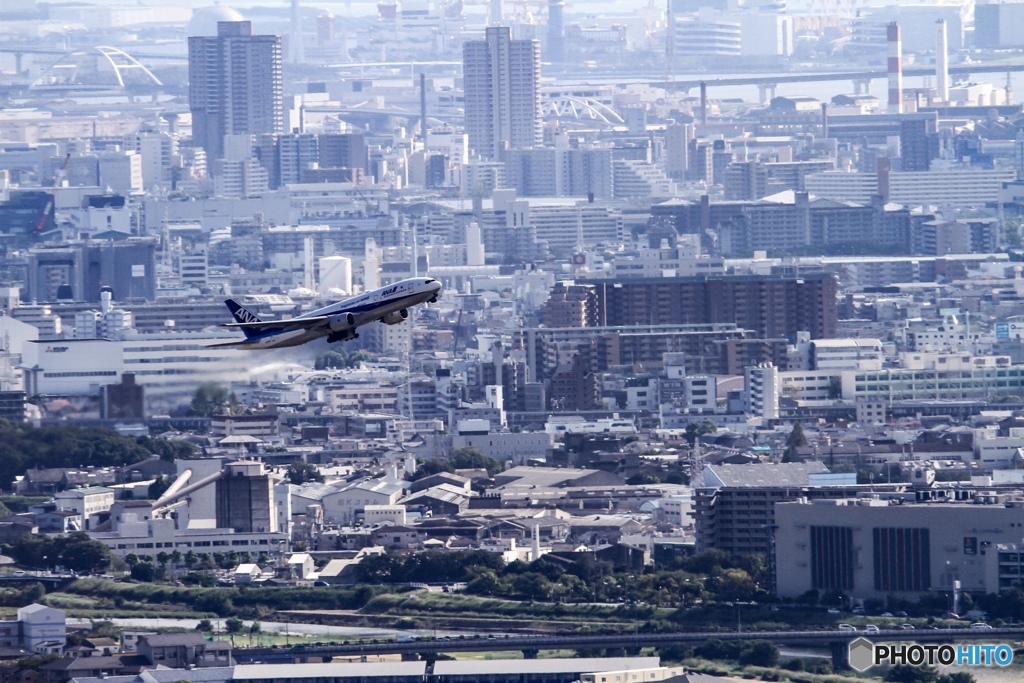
0, 421, 194, 489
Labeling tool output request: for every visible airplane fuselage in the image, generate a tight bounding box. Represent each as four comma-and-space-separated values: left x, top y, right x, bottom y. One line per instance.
220, 277, 441, 350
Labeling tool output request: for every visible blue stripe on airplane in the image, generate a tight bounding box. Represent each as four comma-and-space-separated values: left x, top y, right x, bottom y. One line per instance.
240, 293, 420, 343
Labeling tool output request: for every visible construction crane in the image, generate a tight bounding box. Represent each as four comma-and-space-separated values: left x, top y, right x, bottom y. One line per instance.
36, 153, 70, 234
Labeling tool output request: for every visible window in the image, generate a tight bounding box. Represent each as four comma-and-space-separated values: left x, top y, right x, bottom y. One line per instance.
873, 527, 931, 591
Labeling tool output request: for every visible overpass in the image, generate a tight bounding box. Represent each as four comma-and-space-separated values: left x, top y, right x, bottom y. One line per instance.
231, 627, 1024, 669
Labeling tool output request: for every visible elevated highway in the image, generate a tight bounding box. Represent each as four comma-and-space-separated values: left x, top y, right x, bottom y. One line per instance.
232, 627, 1024, 669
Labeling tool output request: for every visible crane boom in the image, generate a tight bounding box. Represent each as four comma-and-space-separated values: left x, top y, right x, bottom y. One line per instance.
36, 153, 70, 234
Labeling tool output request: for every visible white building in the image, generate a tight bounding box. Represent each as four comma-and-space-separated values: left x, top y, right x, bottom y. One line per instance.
808, 338, 884, 371
54, 486, 115, 531
744, 363, 780, 419
292, 479, 404, 525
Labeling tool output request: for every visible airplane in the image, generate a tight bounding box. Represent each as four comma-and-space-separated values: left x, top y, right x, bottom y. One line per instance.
209, 277, 442, 350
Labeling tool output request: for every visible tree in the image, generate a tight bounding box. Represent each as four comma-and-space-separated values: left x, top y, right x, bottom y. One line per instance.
827, 376, 843, 400
0, 420, 158, 489
124, 553, 140, 567
195, 619, 213, 632
449, 447, 504, 476
937, 674, 975, 683
156, 551, 170, 567
18, 582, 45, 605
249, 621, 261, 635
714, 568, 757, 601
187, 383, 235, 417
287, 461, 325, 485
184, 551, 198, 568
224, 617, 245, 634
626, 473, 660, 486
684, 421, 717, 448
783, 422, 808, 462
738, 641, 779, 667
171, 550, 183, 566
130, 562, 156, 582
886, 665, 939, 683
10, 532, 114, 573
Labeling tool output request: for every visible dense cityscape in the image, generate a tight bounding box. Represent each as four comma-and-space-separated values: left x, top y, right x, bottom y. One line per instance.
1, 0, 1024, 681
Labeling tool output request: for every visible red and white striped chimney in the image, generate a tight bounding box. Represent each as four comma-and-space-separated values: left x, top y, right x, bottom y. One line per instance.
887, 21, 903, 113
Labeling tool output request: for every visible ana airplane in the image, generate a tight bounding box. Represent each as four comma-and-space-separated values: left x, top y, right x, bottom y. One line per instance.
209, 277, 442, 350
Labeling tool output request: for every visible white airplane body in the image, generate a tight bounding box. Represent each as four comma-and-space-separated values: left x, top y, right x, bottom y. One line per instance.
211, 277, 441, 350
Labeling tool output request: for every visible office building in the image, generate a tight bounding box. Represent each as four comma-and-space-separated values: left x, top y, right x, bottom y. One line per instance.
462, 27, 541, 159
188, 21, 283, 162
25, 240, 157, 303
899, 117, 938, 172
318, 133, 368, 173
775, 496, 1024, 600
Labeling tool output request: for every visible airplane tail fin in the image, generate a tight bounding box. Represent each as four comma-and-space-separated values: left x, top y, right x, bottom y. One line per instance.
225, 299, 263, 339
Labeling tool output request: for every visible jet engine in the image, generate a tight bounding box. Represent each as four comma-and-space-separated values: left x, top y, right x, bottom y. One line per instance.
381, 309, 409, 325
328, 312, 356, 332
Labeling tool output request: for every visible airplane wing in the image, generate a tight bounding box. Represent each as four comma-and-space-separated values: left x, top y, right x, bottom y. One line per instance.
206, 339, 253, 348
220, 315, 330, 331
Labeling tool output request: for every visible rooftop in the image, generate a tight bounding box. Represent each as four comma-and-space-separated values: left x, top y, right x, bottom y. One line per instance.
697, 462, 830, 488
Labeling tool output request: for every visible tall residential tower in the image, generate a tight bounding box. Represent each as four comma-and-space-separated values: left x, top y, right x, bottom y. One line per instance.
462, 26, 541, 160
188, 21, 284, 162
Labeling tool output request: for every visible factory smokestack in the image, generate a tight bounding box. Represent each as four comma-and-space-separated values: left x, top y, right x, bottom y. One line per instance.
887, 22, 903, 113
290, 0, 305, 64
420, 72, 428, 140
935, 19, 949, 103
700, 81, 708, 127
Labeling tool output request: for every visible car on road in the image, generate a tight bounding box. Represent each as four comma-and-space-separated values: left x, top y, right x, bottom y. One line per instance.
899, 624, 915, 630
827, 608, 840, 614
864, 625, 880, 634
970, 623, 993, 630
895, 611, 908, 618
881, 612, 894, 617
838, 624, 857, 632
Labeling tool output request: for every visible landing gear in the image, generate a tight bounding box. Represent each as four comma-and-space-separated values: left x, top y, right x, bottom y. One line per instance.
429, 295, 438, 303
327, 331, 358, 343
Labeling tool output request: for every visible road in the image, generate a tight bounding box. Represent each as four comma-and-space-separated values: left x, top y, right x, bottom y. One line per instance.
231, 627, 1024, 667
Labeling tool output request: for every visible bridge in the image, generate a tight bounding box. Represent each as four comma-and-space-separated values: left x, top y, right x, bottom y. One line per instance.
231, 627, 1024, 670
659, 62, 1024, 103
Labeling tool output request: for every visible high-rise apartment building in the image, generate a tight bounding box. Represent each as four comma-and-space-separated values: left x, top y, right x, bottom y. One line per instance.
188, 21, 283, 162
584, 273, 838, 341
462, 26, 541, 160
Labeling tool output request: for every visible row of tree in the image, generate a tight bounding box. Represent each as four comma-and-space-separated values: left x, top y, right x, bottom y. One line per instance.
0, 420, 194, 488
355, 548, 769, 607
